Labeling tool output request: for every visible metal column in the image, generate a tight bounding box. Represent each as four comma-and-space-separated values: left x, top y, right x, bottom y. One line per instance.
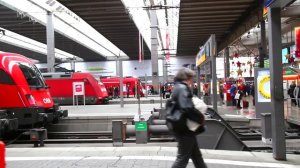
46, 12, 55, 72
150, 10, 159, 93
259, 20, 267, 68
211, 35, 218, 112
119, 59, 124, 108
70, 60, 75, 72
225, 47, 230, 78
163, 59, 167, 83
197, 67, 201, 98
268, 7, 286, 160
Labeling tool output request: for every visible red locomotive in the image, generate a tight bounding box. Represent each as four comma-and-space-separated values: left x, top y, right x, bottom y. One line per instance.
0, 52, 67, 134
43, 72, 109, 105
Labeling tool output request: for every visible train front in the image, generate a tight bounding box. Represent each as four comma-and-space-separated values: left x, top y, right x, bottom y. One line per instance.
0, 53, 67, 130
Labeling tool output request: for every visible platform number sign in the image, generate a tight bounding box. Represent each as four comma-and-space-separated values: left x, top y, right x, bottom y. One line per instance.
73, 82, 85, 96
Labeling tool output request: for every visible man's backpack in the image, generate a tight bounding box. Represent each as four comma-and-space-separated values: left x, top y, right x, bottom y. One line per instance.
165, 99, 188, 133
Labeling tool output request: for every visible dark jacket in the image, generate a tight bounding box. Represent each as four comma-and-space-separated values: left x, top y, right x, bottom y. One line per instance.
171, 82, 203, 128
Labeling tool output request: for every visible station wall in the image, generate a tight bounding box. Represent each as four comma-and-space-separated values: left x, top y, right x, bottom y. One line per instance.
36, 56, 197, 77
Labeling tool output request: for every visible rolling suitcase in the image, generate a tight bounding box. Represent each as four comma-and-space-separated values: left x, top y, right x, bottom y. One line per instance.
243, 100, 249, 108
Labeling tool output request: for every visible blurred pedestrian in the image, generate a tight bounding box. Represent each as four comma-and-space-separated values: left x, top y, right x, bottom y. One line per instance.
171, 68, 207, 168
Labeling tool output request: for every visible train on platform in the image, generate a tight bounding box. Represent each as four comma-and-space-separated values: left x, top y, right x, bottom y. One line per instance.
101, 76, 145, 98
43, 72, 109, 105
0, 52, 67, 137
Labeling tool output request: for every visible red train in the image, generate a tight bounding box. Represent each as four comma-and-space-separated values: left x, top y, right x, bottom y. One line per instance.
101, 77, 145, 97
43, 72, 109, 105
0, 52, 67, 134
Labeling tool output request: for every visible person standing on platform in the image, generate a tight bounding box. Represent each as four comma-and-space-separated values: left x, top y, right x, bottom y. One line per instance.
230, 84, 237, 106
171, 68, 207, 168
193, 84, 198, 96
236, 89, 243, 109
161, 85, 166, 99
132, 85, 135, 97
288, 81, 296, 106
126, 84, 130, 98
219, 83, 224, 104
293, 83, 300, 107
203, 83, 209, 96
114, 86, 119, 98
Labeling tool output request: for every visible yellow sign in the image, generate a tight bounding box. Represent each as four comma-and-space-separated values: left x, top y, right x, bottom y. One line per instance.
258, 75, 271, 99
197, 54, 206, 66
263, 7, 268, 17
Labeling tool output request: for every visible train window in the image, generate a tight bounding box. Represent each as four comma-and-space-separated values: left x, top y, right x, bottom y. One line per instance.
0, 69, 14, 84
18, 63, 46, 88
60, 74, 71, 78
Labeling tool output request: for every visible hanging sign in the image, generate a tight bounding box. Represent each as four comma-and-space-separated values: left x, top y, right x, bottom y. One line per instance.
196, 47, 206, 66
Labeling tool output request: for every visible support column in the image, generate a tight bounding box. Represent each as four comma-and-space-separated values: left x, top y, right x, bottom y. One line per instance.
163, 59, 167, 83
70, 59, 75, 72
268, 7, 286, 160
150, 10, 159, 94
211, 35, 218, 112
196, 67, 201, 98
119, 59, 124, 108
225, 47, 230, 78
259, 20, 267, 68
46, 12, 55, 72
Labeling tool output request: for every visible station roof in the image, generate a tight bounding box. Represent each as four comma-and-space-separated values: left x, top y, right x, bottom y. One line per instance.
59, 0, 150, 60
0, 0, 270, 62
177, 0, 261, 56
0, 4, 106, 63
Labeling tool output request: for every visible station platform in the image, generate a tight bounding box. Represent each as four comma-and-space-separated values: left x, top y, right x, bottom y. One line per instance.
6, 143, 300, 168
60, 96, 255, 120
6, 96, 300, 167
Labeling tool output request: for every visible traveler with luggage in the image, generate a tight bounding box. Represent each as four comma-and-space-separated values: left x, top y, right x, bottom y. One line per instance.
166, 68, 207, 168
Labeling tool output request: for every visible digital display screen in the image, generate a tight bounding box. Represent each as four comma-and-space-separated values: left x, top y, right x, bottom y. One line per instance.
290, 45, 297, 61
282, 48, 288, 64
257, 70, 271, 103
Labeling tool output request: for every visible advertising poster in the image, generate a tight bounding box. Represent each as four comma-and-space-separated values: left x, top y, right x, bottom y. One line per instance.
257, 70, 271, 102
296, 27, 300, 58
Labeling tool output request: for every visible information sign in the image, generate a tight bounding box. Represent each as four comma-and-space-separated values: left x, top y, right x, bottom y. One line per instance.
73, 82, 85, 96
257, 70, 271, 102
135, 121, 147, 131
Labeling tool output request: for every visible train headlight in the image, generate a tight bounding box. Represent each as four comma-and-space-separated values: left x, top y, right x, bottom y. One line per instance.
26, 94, 37, 106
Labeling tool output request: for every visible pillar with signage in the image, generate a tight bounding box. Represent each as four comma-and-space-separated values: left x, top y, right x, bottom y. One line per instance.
265, 0, 293, 160
73, 82, 85, 106
195, 35, 217, 112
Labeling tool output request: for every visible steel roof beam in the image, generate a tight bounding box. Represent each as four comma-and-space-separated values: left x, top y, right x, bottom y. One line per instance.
218, 1, 264, 51
179, 10, 245, 16
180, 0, 254, 7
60, 1, 121, 7
180, 14, 240, 20
180, 5, 250, 11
